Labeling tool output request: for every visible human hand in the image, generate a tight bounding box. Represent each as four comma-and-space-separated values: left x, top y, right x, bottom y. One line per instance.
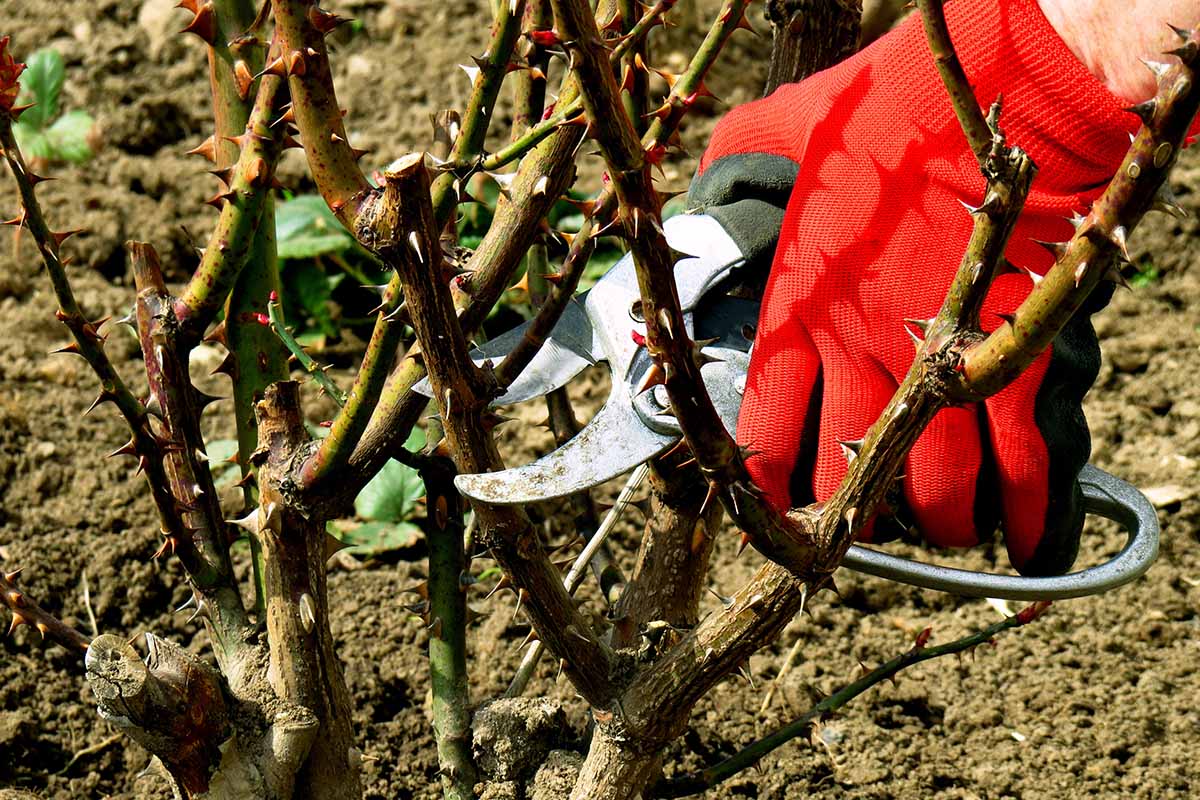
690, 0, 1144, 575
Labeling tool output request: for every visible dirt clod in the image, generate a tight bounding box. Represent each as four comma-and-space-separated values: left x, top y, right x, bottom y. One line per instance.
473, 698, 569, 783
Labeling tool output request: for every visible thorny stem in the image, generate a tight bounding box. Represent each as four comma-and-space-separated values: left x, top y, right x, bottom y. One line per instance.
958, 30, 1200, 396
0, 118, 248, 639
130, 242, 251, 654
480, 0, 677, 173
337, 107, 586, 504
175, 65, 290, 344
511, 0, 553, 138
492, 230, 591, 386
270, 0, 372, 228
655, 602, 1054, 796
267, 293, 347, 406
380, 154, 615, 709
297, 271, 406, 489
552, 0, 816, 575
200, 0, 290, 616
915, 0, 992, 164
430, 0, 528, 224
505, 463, 643, 698
0, 569, 91, 652
619, 0, 651, 135
616, 8, 1200, 757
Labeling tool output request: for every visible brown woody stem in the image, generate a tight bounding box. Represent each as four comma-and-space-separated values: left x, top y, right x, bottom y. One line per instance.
1, 569, 90, 652
915, 0, 991, 164
764, 0, 861, 96
552, 0, 816, 575
130, 242, 251, 652
270, 0, 372, 228
958, 33, 1200, 397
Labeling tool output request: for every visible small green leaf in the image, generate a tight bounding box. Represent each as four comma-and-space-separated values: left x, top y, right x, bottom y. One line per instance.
16, 49, 65, 131
45, 109, 93, 163
354, 427, 426, 523
276, 194, 356, 260
203, 438, 242, 487
333, 520, 424, 555
12, 125, 53, 162
1131, 265, 1160, 288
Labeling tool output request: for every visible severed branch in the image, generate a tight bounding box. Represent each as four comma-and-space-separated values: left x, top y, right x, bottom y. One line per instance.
654, 601, 1054, 797
0, 569, 90, 652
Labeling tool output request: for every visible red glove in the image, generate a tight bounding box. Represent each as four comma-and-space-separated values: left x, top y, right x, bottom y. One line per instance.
691, 0, 1142, 575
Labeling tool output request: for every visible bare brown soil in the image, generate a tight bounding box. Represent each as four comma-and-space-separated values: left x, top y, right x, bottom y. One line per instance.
2, 2, 1199, 799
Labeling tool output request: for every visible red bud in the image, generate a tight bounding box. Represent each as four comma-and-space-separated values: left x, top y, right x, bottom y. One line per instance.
914, 627, 932, 648
631, 330, 646, 346
528, 29, 560, 46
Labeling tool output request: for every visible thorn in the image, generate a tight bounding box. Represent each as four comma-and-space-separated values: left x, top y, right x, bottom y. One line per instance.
837, 438, 864, 464
180, 2, 217, 43
1125, 99, 1157, 125
1140, 58, 1173, 80
1104, 263, 1131, 290
227, 508, 262, 535
737, 532, 752, 557
1031, 239, 1069, 261
1073, 261, 1089, 288
1152, 182, 1188, 219
308, 5, 349, 33
1108, 225, 1131, 260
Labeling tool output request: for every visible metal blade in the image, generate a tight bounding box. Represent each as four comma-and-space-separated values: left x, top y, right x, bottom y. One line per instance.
454, 388, 676, 504
412, 296, 600, 403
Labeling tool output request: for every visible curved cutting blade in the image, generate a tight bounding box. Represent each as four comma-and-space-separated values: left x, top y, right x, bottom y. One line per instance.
454, 388, 676, 504
412, 297, 600, 404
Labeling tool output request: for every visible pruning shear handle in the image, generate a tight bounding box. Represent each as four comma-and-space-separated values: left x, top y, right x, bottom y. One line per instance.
843, 464, 1159, 600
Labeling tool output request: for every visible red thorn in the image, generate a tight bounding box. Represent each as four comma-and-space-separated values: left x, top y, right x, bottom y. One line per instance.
180, 2, 217, 44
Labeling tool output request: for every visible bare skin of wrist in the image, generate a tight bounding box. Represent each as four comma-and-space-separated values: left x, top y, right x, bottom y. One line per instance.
1039, 0, 1200, 103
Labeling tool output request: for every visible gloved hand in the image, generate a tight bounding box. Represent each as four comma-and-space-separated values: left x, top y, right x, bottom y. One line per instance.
688, 0, 1142, 576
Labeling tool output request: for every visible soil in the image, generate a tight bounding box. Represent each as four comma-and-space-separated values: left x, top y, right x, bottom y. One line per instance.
2, 2, 1199, 799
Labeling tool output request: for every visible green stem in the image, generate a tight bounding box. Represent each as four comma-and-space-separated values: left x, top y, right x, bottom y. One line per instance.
205, 0, 290, 616
174, 68, 290, 343
267, 293, 347, 406
654, 602, 1054, 797
915, 0, 992, 165
296, 272, 405, 489
422, 459, 478, 800
430, 0, 528, 225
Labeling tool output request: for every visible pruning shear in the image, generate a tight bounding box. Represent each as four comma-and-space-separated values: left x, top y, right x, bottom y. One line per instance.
417, 213, 1159, 601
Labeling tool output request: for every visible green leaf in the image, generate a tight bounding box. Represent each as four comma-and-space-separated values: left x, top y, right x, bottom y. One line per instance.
276, 194, 355, 260
12, 125, 53, 162
203, 438, 242, 487
45, 110, 94, 163
332, 520, 424, 555
354, 427, 426, 523
16, 49, 65, 131
1130, 267, 1160, 288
